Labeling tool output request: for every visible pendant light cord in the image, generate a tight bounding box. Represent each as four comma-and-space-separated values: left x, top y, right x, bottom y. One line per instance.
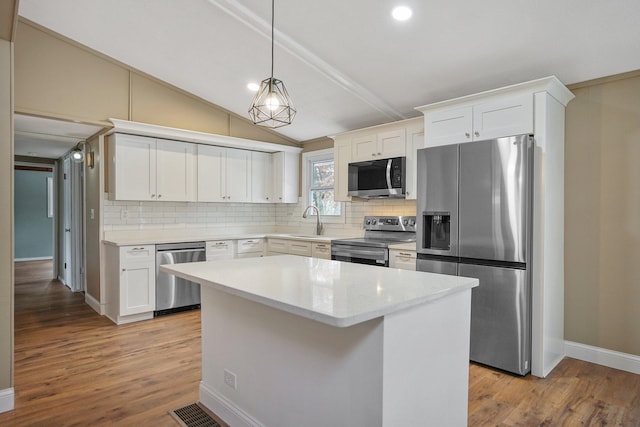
270, 0, 275, 80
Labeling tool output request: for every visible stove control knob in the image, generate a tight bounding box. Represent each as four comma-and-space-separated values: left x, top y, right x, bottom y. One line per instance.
372, 219, 377, 225
365, 219, 371, 225
403, 219, 408, 226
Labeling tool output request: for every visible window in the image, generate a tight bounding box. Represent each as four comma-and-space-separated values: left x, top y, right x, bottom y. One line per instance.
303, 149, 343, 219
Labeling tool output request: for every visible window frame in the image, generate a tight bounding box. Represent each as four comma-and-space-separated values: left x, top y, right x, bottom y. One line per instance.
301, 148, 345, 224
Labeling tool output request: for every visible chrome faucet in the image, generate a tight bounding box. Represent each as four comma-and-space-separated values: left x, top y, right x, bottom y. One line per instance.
302, 205, 324, 236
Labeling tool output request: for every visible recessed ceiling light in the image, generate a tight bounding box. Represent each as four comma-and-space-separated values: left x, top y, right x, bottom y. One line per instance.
247, 82, 260, 91
391, 5, 412, 21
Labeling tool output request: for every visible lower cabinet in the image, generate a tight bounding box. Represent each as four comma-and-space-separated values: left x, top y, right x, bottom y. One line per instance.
389, 249, 417, 270
267, 238, 312, 257
105, 244, 156, 324
236, 238, 265, 258
267, 238, 334, 258
312, 242, 331, 259
206, 240, 235, 260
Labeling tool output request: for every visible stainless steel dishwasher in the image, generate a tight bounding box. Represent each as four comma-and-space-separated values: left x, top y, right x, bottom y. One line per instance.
155, 241, 205, 316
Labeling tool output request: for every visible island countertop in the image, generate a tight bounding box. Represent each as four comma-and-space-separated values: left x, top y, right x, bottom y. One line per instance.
161, 255, 478, 327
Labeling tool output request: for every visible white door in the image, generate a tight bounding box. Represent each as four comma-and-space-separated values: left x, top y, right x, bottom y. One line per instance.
156, 139, 196, 202
62, 157, 72, 286
225, 148, 251, 202
197, 145, 226, 202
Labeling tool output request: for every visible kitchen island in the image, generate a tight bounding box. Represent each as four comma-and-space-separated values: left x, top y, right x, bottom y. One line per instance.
162, 255, 478, 427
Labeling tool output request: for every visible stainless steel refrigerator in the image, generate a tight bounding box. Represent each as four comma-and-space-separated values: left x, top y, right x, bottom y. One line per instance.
416, 134, 533, 375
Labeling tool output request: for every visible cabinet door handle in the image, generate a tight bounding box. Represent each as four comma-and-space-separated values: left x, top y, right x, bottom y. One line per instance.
474, 131, 480, 137
465, 132, 470, 138
151, 194, 156, 198
158, 194, 162, 198
399, 252, 413, 257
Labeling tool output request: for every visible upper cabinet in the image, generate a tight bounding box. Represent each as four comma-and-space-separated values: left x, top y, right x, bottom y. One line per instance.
197, 145, 251, 203
423, 93, 533, 147
108, 133, 196, 202
272, 151, 299, 203
351, 128, 406, 162
332, 118, 423, 201
404, 125, 425, 200
106, 122, 301, 204
251, 151, 274, 203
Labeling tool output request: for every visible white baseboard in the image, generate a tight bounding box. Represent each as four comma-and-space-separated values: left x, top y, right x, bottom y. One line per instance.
199, 382, 264, 427
0, 388, 14, 414
14, 256, 53, 262
85, 293, 104, 315
565, 341, 640, 375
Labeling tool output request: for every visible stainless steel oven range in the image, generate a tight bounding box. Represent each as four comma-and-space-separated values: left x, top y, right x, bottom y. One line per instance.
331, 216, 416, 266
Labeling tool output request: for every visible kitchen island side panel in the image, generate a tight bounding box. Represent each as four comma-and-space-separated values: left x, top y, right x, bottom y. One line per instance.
382, 288, 472, 427
199, 286, 384, 427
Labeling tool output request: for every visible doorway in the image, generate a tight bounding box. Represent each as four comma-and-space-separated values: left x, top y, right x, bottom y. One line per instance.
14, 114, 101, 293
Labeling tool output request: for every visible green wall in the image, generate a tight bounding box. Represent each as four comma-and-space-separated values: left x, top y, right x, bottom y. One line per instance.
14, 169, 53, 260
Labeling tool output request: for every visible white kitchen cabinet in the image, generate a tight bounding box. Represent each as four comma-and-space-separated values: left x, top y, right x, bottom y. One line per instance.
272, 151, 299, 203
404, 126, 425, 200
251, 151, 274, 203
104, 244, 156, 324
267, 238, 312, 257
236, 238, 265, 258
197, 145, 251, 203
424, 93, 533, 147
311, 242, 331, 259
351, 128, 406, 162
333, 140, 352, 202
109, 133, 196, 202
206, 240, 235, 260
389, 249, 416, 270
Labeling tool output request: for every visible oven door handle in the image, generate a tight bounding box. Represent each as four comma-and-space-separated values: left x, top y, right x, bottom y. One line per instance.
332, 247, 387, 260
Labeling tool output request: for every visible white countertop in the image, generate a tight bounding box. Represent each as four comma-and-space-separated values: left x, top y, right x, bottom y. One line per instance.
388, 242, 417, 251
161, 255, 477, 328
103, 233, 337, 246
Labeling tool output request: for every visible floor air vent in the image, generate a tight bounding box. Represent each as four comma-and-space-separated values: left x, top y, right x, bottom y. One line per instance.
169, 403, 222, 427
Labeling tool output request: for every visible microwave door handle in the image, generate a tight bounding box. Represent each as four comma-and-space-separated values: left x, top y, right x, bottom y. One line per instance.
386, 159, 392, 191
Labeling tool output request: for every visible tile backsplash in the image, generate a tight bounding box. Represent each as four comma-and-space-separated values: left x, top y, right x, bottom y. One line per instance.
103, 193, 416, 237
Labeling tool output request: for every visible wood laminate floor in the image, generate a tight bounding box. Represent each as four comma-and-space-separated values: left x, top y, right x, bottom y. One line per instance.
2, 261, 639, 426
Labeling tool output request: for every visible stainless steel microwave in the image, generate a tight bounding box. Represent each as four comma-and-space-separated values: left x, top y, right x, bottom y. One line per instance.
347, 157, 406, 198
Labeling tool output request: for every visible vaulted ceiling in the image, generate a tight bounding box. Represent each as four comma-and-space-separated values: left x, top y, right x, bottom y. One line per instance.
18, 0, 640, 142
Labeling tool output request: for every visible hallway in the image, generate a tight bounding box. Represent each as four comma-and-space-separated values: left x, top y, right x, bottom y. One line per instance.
1, 262, 202, 426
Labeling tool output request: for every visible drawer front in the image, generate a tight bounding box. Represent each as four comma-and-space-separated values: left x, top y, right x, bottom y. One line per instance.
288, 241, 312, 257
312, 242, 331, 259
121, 245, 155, 263
206, 240, 234, 260
267, 238, 289, 253
389, 249, 417, 270
237, 238, 265, 254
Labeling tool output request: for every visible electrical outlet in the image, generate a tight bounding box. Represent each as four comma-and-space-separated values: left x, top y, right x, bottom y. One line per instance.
121, 210, 128, 220
224, 369, 237, 390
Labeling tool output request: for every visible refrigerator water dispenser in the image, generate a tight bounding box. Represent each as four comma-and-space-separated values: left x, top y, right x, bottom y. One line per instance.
423, 212, 451, 250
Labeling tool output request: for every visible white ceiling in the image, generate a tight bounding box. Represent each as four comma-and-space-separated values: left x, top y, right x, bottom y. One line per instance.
14, 114, 103, 159
18, 0, 640, 142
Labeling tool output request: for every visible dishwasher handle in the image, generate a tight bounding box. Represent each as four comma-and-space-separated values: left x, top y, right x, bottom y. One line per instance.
156, 241, 206, 251
156, 247, 205, 254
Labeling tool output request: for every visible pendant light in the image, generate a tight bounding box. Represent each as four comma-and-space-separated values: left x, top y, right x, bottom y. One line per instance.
248, 0, 296, 128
